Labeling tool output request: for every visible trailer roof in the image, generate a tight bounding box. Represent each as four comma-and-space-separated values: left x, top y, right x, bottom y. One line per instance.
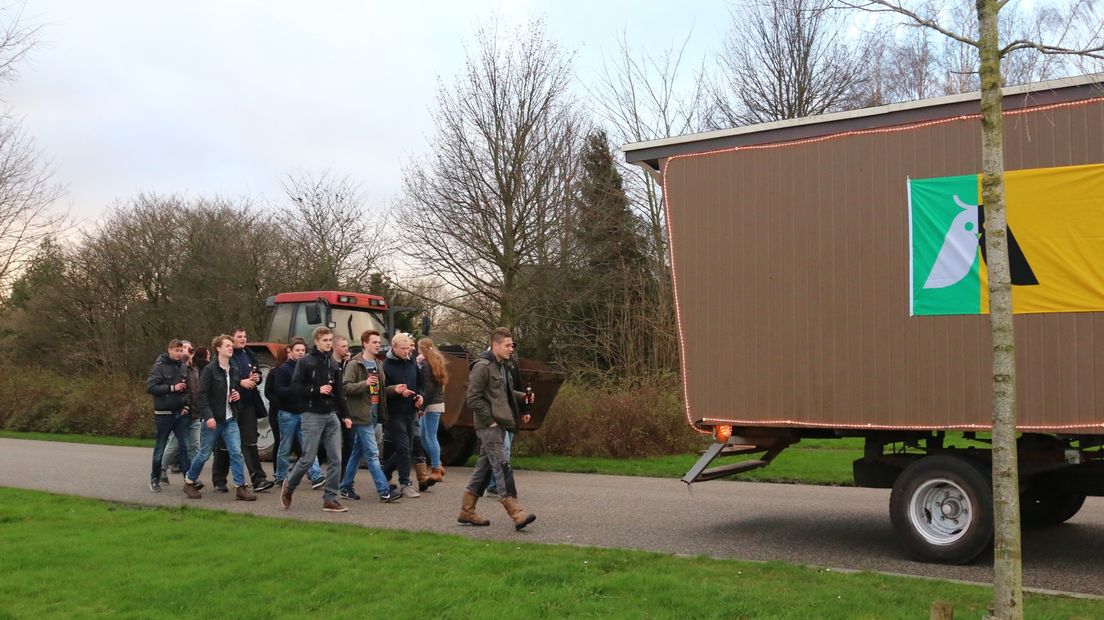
622, 73, 1104, 171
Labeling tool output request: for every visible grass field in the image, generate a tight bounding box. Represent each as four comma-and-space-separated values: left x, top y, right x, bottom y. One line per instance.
509, 437, 866, 485
0, 429, 156, 448
0, 487, 1097, 619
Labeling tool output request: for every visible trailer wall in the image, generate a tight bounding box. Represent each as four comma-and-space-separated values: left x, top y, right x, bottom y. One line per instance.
663, 96, 1104, 433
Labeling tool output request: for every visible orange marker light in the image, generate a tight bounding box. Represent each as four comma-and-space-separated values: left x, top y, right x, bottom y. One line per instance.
713, 425, 733, 443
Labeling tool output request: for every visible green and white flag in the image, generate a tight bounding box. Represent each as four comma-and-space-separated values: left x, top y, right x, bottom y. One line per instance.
909, 173, 981, 315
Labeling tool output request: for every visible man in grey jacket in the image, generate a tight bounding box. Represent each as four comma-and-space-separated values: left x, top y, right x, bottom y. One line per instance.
457, 327, 536, 530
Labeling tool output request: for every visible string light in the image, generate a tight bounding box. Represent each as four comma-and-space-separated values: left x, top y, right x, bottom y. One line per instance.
697, 417, 1104, 431
660, 96, 1104, 435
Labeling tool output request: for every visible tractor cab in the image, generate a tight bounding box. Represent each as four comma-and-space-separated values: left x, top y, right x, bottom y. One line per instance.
263, 291, 389, 352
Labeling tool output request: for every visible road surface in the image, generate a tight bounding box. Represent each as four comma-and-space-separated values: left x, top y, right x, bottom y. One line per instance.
1, 438, 1101, 596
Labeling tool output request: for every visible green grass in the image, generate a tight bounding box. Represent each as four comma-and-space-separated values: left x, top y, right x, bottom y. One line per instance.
508, 435, 870, 485
0, 487, 1096, 619
510, 449, 858, 485
0, 429, 155, 448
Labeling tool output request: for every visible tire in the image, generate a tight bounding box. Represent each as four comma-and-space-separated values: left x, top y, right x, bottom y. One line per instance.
1021, 484, 1087, 528
889, 455, 993, 564
255, 365, 276, 462
439, 425, 477, 467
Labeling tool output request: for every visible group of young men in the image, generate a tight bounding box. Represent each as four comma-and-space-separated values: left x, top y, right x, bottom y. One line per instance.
145, 325, 537, 529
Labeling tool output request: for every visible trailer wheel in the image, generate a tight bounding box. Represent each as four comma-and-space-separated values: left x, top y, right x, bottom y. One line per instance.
1021, 485, 1087, 528
889, 455, 993, 564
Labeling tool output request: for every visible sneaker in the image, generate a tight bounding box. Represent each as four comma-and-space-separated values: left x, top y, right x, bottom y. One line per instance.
322, 500, 348, 513
236, 485, 257, 502
193, 481, 205, 491
149, 479, 161, 493
214, 483, 229, 493
159, 471, 170, 484
311, 477, 326, 490
280, 480, 293, 510
253, 479, 275, 493
340, 488, 361, 501
378, 490, 402, 503
389, 483, 398, 492
400, 484, 421, 498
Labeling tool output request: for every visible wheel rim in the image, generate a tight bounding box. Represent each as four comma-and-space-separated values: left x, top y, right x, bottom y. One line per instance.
908, 477, 973, 545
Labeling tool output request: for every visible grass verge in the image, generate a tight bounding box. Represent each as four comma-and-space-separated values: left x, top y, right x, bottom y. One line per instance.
0, 487, 1096, 619
0, 429, 155, 448
3, 429, 859, 485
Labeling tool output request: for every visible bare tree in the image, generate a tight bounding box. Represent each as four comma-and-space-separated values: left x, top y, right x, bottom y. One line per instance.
588, 32, 706, 374
397, 19, 582, 335
841, 1, 1104, 617
278, 170, 388, 290
871, 2, 1103, 105
706, 0, 876, 128
0, 9, 62, 303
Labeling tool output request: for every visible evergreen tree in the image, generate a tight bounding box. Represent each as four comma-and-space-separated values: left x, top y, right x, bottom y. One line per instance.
567, 130, 652, 377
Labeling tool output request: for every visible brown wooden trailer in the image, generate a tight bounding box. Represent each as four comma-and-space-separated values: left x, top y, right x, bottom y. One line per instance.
623, 74, 1104, 564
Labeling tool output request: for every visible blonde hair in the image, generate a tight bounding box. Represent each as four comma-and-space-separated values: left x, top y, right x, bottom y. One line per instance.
391, 332, 414, 348
211, 334, 232, 350
418, 337, 448, 387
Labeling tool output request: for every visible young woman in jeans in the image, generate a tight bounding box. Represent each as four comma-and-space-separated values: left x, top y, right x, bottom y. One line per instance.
417, 337, 449, 482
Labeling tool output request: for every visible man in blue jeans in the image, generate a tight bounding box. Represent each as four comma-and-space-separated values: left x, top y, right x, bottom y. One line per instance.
145, 339, 193, 492
340, 330, 401, 502
270, 337, 322, 485
183, 334, 255, 501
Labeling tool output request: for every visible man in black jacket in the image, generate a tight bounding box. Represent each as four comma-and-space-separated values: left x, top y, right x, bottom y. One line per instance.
281, 326, 353, 513
271, 337, 322, 486
212, 327, 274, 493
146, 339, 193, 492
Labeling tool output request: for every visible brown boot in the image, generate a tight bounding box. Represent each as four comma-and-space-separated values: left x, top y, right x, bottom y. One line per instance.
236, 485, 256, 502
457, 490, 490, 526
501, 496, 536, 530
183, 479, 202, 500
415, 463, 436, 492
429, 467, 444, 483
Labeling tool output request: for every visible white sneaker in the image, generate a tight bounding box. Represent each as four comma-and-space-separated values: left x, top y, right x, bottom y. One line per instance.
400, 484, 421, 498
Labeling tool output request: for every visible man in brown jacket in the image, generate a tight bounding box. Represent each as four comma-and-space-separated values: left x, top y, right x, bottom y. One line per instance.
457, 327, 536, 530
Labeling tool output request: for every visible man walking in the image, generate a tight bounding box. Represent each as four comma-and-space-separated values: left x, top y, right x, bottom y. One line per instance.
270, 337, 322, 487
182, 335, 256, 502
458, 328, 535, 530
281, 327, 352, 513
332, 335, 354, 482
381, 332, 425, 498
212, 327, 274, 493
339, 330, 402, 503
146, 339, 193, 492
161, 340, 202, 484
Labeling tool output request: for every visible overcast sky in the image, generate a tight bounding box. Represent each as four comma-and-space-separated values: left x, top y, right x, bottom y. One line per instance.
5, 1, 730, 225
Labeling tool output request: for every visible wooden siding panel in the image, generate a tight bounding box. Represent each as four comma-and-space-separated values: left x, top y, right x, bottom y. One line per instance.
665, 99, 1104, 433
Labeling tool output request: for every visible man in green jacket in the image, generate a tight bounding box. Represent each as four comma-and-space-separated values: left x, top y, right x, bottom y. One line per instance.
339, 330, 401, 502
457, 327, 536, 530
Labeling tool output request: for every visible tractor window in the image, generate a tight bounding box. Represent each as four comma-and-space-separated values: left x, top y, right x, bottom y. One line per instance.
290, 303, 323, 342
331, 307, 386, 345
267, 304, 293, 344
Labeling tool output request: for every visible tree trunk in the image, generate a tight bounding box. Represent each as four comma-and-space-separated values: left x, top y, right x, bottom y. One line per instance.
976, 1, 1024, 618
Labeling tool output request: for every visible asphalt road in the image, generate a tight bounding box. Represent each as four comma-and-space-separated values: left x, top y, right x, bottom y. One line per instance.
1, 438, 1102, 596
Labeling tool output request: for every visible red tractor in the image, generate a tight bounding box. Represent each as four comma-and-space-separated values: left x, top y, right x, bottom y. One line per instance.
247, 290, 564, 465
